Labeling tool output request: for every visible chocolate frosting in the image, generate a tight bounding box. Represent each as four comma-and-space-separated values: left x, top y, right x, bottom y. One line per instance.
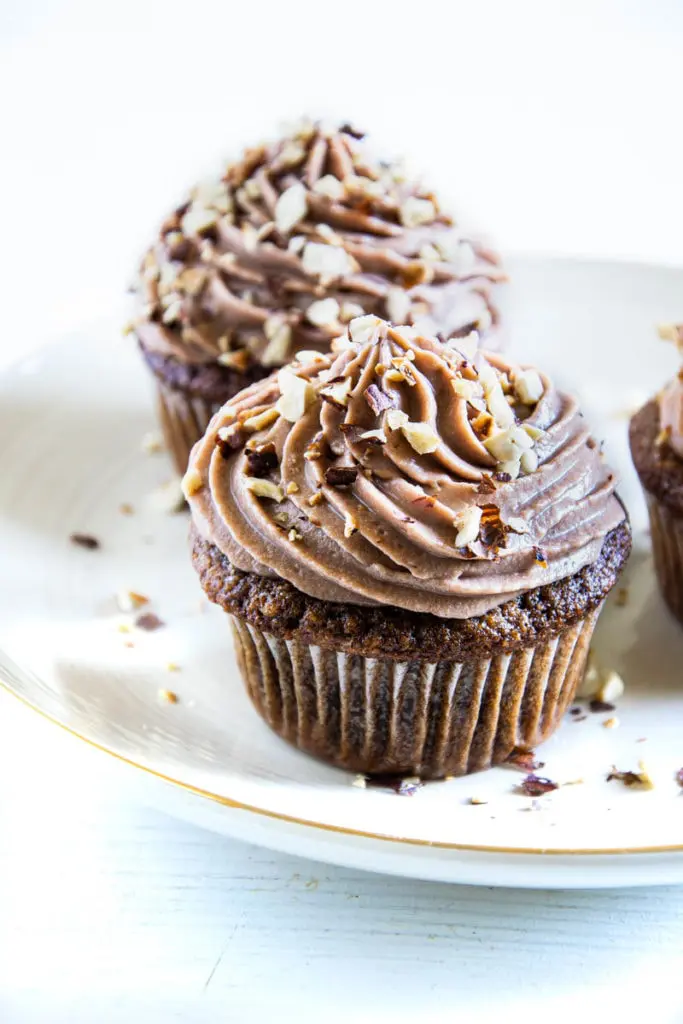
657, 325, 683, 458
185, 319, 624, 618
133, 121, 503, 371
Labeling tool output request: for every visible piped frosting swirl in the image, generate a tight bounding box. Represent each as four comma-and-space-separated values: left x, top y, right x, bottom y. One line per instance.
133, 121, 503, 371
185, 318, 624, 618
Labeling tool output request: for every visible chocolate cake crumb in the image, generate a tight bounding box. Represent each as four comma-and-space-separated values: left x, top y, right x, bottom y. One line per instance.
503, 748, 544, 772
589, 698, 615, 713
70, 533, 100, 550
245, 443, 278, 477
135, 613, 165, 632
364, 774, 423, 796
325, 466, 358, 487
516, 774, 558, 797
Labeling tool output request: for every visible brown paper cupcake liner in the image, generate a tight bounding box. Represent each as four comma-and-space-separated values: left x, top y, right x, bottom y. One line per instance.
645, 494, 683, 625
230, 605, 601, 778
155, 378, 221, 474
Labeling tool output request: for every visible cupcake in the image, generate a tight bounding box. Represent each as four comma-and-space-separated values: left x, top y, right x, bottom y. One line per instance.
183, 317, 629, 777
630, 322, 683, 624
131, 120, 503, 472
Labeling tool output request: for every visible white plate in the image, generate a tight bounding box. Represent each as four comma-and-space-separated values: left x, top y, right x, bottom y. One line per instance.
2, 256, 683, 889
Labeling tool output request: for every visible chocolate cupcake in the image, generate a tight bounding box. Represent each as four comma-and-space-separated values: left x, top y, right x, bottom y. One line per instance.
184, 317, 629, 777
630, 322, 683, 625
131, 120, 503, 472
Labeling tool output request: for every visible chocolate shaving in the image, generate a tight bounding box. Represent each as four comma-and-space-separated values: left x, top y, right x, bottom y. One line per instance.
493, 471, 512, 483
245, 443, 278, 477
325, 466, 358, 487
339, 123, 365, 139
504, 748, 545, 773
479, 504, 508, 551
364, 384, 395, 415
70, 533, 100, 550
516, 774, 558, 797
364, 774, 423, 796
135, 612, 165, 632
589, 698, 615, 713
477, 474, 497, 495
216, 426, 245, 457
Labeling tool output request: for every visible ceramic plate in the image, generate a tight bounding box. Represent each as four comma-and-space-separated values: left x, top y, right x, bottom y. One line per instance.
2, 256, 683, 889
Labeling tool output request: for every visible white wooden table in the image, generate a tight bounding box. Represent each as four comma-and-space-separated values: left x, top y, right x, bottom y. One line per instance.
3, 4, 683, 1020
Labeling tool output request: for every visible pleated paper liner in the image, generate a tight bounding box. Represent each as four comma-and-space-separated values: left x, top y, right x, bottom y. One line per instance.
155, 378, 222, 474
646, 494, 683, 626
230, 605, 601, 779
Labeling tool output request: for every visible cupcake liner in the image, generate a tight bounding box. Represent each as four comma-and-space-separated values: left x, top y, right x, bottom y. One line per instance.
645, 494, 683, 625
155, 378, 221, 474
230, 605, 601, 778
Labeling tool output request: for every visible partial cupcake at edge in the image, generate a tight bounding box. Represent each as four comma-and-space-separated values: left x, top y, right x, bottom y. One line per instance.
129, 119, 504, 473
183, 315, 630, 779
630, 322, 683, 625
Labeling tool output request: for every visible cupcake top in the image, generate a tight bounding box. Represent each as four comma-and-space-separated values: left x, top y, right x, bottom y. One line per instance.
184, 317, 624, 619
657, 323, 683, 458
133, 120, 502, 373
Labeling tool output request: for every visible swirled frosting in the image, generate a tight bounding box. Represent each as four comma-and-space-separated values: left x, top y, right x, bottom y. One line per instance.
657, 323, 683, 458
185, 318, 624, 618
133, 120, 503, 371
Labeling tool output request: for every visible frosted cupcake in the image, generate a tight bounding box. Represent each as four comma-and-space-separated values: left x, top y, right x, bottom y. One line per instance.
131, 121, 503, 471
183, 317, 628, 777
630, 322, 683, 624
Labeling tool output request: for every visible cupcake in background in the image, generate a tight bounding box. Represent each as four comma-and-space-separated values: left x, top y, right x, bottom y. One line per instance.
130, 120, 503, 472
184, 316, 629, 778
630, 322, 683, 625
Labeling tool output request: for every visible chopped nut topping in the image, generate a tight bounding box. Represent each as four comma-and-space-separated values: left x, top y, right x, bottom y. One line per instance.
385, 408, 409, 431
141, 431, 164, 455
399, 196, 437, 227
320, 376, 353, 408
344, 512, 358, 538
515, 369, 544, 404
118, 503, 134, 516
288, 234, 306, 255
453, 506, 482, 547
286, 481, 300, 495
307, 491, 324, 506
276, 369, 316, 422
400, 420, 439, 454
288, 528, 303, 542
216, 423, 245, 455
261, 319, 292, 366
469, 796, 488, 806
244, 477, 284, 501
158, 688, 179, 703
217, 349, 251, 372
302, 242, 355, 279
386, 287, 411, 324
658, 322, 683, 347
452, 377, 483, 402
242, 406, 280, 432
340, 301, 365, 323
312, 174, 345, 199
596, 669, 625, 705
348, 314, 384, 344
358, 427, 387, 445
181, 205, 217, 236
603, 717, 619, 729
294, 350, 328, 365
274, 183, 308, 234
116, 590, 149, 613
325, 466, 358, 487
306, 297, 340, 327
486, 382, 515, 428
181, 467, 203, 498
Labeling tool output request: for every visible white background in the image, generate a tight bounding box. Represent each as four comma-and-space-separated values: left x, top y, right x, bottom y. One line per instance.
2, 2, 683, 1021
